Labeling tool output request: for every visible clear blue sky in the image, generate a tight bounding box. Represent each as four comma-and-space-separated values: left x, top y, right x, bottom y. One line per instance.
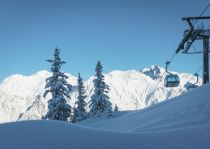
0, 0, 209, 80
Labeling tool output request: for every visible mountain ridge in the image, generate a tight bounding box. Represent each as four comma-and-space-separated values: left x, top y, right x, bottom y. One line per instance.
0, 65, 202, 123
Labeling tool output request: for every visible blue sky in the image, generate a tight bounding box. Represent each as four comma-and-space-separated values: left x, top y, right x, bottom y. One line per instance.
0, 0, 209, 80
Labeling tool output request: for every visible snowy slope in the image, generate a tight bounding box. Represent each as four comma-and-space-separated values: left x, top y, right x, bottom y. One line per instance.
80, 84, 210, 133
0, 84, 209, 149
0, 65, 202, 123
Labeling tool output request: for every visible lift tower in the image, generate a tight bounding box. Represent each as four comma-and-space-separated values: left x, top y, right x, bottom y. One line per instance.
176, 16, 210, 84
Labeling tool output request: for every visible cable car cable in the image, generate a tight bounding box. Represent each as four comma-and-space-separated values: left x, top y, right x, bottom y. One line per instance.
192, 4, 210, 26
148, 4, 209, 97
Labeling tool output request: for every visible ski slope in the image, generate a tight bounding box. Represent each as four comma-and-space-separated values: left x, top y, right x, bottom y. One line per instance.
0, 84, 209, 149
80, 84, 210, 134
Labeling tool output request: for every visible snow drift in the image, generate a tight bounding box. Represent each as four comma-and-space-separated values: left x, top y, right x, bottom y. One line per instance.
0, 84, 209, 149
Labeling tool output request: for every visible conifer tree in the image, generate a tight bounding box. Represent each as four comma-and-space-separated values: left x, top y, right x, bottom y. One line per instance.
114, 104, 118, 112
89, 61, 112, 117
72, 73, 87, 123
43, 48, 72, 121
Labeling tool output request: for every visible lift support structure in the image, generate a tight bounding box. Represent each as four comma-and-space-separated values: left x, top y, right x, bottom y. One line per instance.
176, 16, 210, 84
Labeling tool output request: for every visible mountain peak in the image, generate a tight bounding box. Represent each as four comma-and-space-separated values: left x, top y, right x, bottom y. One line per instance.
141, 65, 164, 80
151, 64, 162, 70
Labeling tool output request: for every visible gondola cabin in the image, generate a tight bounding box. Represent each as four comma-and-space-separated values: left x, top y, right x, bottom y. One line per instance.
186, 73, 199, 91
165, 74, 180, 87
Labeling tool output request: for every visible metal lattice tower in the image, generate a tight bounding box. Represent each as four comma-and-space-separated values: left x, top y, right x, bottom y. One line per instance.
176, 16, 210, 84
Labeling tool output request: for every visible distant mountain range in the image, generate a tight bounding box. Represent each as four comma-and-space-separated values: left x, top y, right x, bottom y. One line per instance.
0, 65, 201, 123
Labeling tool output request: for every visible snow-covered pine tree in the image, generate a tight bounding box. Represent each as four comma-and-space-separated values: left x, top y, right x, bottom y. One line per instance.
72, 73, 87, 123
43, 48, 72, 122
114, 104, 118, 112
89, 61, 112, 117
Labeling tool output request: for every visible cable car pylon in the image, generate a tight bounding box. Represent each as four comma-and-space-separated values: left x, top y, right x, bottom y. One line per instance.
176, 4, 210, 85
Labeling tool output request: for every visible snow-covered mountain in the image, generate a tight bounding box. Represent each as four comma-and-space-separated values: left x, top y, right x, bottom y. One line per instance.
0, 65, 201, 123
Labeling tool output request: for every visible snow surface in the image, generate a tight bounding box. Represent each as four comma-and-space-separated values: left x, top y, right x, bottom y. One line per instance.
0, 65, 202, 123
0, 84, 209, 149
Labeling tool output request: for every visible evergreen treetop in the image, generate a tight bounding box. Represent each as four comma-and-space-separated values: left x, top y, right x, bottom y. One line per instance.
43, 48, 72, 122
89, 61, 112, 117
72, 73, 87, 123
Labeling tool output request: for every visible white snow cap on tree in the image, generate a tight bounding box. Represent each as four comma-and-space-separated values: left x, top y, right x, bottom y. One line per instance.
43, 48, 72, 122
89, 61, 112, 117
